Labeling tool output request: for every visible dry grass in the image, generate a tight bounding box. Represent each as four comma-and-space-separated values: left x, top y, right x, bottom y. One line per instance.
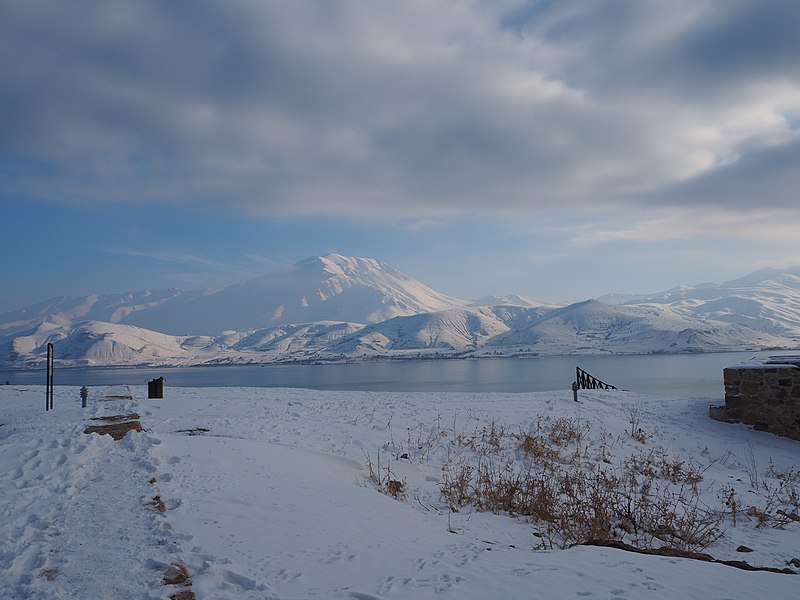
365, 408, 799, 558
364, 449, 407, 501
439, 416, 728, 551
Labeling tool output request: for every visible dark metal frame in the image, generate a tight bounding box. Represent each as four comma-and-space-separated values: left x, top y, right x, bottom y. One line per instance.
576, 366, 616, 390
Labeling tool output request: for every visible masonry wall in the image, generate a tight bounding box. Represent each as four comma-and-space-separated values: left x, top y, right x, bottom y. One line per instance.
715, 364, 800, 441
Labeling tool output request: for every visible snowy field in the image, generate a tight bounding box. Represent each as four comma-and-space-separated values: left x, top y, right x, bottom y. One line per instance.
1, 384, 798, 599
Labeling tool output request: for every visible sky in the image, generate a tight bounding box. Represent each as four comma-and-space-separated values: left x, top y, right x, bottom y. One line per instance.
1, 0, 800, 312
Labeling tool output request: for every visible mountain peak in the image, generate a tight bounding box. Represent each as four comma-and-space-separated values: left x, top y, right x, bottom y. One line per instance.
294, 254, 396, 278
115, 254, 467, 334
723, 266, 800, 288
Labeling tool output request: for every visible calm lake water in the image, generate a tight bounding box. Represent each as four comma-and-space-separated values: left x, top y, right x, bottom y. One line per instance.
2, 351, 790, 398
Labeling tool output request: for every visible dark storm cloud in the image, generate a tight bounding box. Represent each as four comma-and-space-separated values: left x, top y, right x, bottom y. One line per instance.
654, 138, 800, 209
0, 0, 798, 218
520, 0, 800, 96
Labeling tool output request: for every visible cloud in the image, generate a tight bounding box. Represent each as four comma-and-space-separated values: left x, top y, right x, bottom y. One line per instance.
243, 254, 288, 270
558, 208, 800, 245
1, 1, 798, 219
105, 246, 297, 289
105, 247, 235, 269
403, 218, 442, 232
758, 256, 800, 270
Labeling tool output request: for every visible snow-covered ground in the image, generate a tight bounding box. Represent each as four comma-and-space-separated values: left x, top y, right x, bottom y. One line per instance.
1, 384, 797, 599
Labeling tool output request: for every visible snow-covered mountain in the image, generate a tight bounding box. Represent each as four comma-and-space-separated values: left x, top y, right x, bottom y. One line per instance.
480, 299, 788, 356
2, 260, 800, 368
0, 289, 189, 337
2, 301, 793, 369
0, 254, 467, 336
622, 267, 800, 338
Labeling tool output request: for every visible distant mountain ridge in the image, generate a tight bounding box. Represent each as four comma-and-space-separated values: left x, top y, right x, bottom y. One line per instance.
2, 256, 799, 368
622, 267, 800, 337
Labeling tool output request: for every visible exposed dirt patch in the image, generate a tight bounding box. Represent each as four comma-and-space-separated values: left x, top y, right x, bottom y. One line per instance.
176, 428, 210, 436
582, 539, 797, 575
37, 568, 59, 581
169, 591, 195, 600
163, 564, 190, 586
91, 413, 140, 423
83, 421, 142, 440
148, 495, 166, 513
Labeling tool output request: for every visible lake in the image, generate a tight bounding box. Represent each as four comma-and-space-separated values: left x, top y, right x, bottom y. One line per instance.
2, 351, 789, 398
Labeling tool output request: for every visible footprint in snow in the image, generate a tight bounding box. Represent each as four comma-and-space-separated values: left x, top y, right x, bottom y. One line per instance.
22, 448, 40, 461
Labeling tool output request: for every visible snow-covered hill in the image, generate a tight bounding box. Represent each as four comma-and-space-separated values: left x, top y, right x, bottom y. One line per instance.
6, 320, 195, 367
326, 306, 543, 355
0, 290, 189, 337
623, 267, 800, 338
481, 299, 789, 356
2, 260, 800, 368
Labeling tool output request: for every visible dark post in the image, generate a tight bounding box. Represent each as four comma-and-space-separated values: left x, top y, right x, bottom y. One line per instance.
45, 342, 54, 410
572, 381, 579, 402
80, 386, 88, 408
49, 343, 54, 410
45, 343, 50, 411
148, 377, 164, 399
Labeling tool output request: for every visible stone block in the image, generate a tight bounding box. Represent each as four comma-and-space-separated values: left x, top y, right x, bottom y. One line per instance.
741, 369, 764, 382
741, 381, 761, 395
718, 359, 800, 441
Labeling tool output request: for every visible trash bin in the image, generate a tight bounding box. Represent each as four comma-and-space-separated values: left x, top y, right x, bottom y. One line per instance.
148, 377, 164, 399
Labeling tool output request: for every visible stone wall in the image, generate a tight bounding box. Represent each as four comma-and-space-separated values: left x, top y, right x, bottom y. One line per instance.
711, 356, 800, 441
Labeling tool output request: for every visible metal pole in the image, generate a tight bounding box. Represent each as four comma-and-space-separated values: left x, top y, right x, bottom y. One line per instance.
45, 343, 53, 410
45, 344, 50, 411
47, 342, 54, 410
